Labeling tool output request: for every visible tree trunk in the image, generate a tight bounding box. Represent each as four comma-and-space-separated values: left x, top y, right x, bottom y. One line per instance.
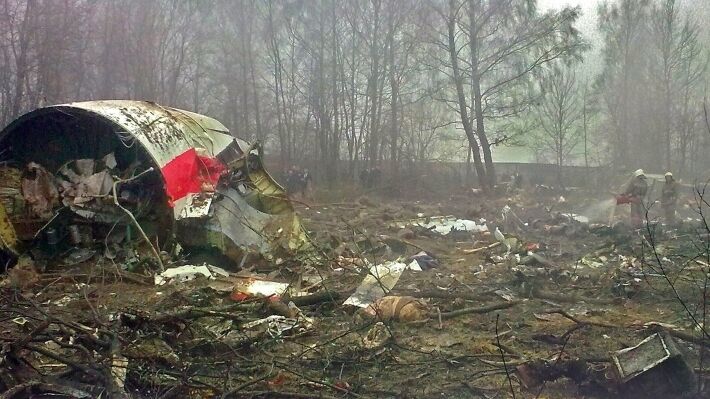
446, 0, 486, 188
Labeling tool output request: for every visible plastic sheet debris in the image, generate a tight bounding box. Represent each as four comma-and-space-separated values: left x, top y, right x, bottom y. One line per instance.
612, 333, 695, 398
343, 260, 421, 308
393, 215, 488, 235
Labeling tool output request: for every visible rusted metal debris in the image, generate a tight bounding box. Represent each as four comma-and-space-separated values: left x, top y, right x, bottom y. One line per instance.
0, 100, 310, 267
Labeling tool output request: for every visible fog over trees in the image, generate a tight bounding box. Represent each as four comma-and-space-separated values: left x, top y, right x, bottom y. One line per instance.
0, 0, 708, 186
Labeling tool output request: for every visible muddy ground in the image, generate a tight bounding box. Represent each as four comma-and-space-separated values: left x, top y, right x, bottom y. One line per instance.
2, 184, 709, 398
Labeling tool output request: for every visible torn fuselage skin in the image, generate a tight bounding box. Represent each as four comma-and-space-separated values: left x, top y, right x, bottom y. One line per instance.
0, 100, 310, 269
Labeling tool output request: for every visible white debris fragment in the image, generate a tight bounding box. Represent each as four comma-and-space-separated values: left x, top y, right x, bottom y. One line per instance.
154, 265, 213, 285
232, 279, 290, 297
343, 260, 421, 308
563, 213, 590, 224
205, 265, 230, 278
395, 215, 488, 236
407, 259, 422, 271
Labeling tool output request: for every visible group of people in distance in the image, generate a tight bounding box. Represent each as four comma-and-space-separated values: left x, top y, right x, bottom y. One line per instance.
618, 169, 680, 228
283, 165, 384, 199
284, 166, 312, 200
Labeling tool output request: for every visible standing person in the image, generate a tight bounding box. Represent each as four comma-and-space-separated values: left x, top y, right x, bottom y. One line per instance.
286, 165, 302, 196
622, 169, 649, 228
300, 168, 313, 200
285, 166, 296, 194
661, 172, 680, 226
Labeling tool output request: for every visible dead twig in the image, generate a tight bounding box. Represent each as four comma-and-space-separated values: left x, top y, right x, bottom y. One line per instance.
543, 309, 617, 329
496, 314, 517, 399
462, 242, 502, 253
533, 287, 620, 305
8, 320, 50, 354
24, 343, 103, 381
645, 322, 710, 349
111, 167, 164, 271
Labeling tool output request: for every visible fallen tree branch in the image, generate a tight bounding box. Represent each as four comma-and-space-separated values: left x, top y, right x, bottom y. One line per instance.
24, 344, 103, 381
645, 322, 710, 349
543, 309, 617, 329
394, 288, 498, 301
533, 288, 621, 305
285, 290, 347, 306
439, 300, 521, 320
8, 320, 50, 354
462, 242, 501, 254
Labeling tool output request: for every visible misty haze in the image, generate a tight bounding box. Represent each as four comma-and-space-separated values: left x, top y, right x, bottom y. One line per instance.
0, 0, 709, 398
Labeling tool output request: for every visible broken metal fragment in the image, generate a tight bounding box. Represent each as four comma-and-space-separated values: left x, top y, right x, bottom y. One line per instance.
612, 333, 696, 398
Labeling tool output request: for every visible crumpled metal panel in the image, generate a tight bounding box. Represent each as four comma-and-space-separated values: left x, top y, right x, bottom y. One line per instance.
176, 186, 310, 262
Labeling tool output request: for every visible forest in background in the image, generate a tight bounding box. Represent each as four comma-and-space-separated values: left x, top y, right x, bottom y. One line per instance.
0, 0, 709, 187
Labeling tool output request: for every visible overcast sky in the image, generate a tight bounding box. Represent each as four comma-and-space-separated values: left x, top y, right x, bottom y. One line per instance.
538, 0, 605, 11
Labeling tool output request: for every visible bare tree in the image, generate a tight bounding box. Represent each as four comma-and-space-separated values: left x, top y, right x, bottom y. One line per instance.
598, 0, 651, 170
535, 65, 583, 188
650, 0, 704, 171
435, 0, 583, 190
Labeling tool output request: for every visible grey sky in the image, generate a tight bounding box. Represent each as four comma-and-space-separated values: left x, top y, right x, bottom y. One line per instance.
538, 0, 604, 11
